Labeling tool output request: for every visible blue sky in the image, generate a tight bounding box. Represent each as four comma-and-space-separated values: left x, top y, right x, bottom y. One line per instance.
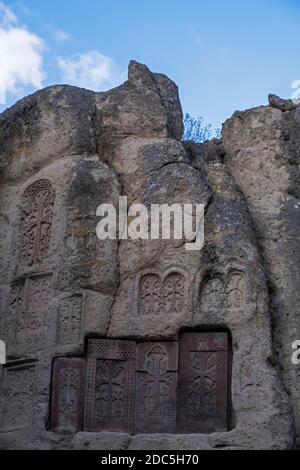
0, 0, 300, 130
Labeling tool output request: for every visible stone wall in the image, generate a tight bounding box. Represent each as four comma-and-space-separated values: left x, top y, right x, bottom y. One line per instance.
0, 61, 298, 450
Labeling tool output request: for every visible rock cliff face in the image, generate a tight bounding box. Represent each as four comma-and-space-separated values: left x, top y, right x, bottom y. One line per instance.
0, 62, 298, 450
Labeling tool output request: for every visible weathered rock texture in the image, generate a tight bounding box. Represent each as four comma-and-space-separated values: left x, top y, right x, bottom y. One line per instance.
0, 61, 299, 449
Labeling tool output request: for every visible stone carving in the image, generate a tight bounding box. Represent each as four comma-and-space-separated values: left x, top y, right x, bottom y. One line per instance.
48, 335, 230, 435
177, 333, 228, 433
200, 270, 248, 311
2, 281, 25, 346
84, 339, 136, 433
10, 282, 25, 319
163, 273, 185, 313
240, 357, 259, 410
187, 352, 218, 422
140, 274, 161, 315
57, 295, 83, 345
135, 342, 178, 434
65, 214, 97, 257
56, 265, 91, 290
56, 268, 73, 290
226, 272, 247, 309
51, 358, 85, 433
14, 275, 52, 353
87, 339, 136, 360
0, 362, 36, 431
94, 361, 126, 423
138, 270, 187, 316
200, 276, 225, 310
0, 60, 297, 450
21, 180, 54, 266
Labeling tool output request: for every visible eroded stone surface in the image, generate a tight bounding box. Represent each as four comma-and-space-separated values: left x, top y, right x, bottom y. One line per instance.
0, 61, 298, 449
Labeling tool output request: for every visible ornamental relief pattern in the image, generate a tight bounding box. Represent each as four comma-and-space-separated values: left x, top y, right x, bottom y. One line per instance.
94, 361, 126, 421
65, 213, 98, 258
57, 295, 83, 346
239, 355, 262, 411
177, 333, 228, 433
6, 275, 53, 354
135, 342, 178, 434
51, 358, 85, 432
1, 281, 24, 345
21, 180, 55, 267
51, 334, 229, 435
187, 352, 217, 419
138, 269, 188, 316
199, 268, 250, 311
83, 339, 136, 433
4, 180, 56, 355
0, 363, 36, 431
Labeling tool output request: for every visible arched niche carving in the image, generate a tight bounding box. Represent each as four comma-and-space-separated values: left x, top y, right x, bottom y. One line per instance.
225, 271, 247, 309
198, 264, 250, 312
139, 273, 161, 316
199, 275, 225, 311
136, 268, 188, 316
21, 179, 55, 266
163, 272, 185, 314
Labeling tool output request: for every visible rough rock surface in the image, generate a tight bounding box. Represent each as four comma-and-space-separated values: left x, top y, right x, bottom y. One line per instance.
0, 61, 298, 449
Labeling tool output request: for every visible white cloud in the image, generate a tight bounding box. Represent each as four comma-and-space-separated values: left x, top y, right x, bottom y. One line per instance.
292, 80, 300, 100
47, 25, 72, 44
0, 2, 45, 104
52, 28, 71, 43
57, 50, 124, 91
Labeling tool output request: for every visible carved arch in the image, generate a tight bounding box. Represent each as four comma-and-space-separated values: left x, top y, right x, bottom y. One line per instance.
139, 273, 161, 316
225, 270, 247, 309
199, 274, 225, 311
136, 268, 189, 316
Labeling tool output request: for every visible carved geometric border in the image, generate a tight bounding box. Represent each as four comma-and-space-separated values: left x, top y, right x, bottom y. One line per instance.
0, 360, 37, 432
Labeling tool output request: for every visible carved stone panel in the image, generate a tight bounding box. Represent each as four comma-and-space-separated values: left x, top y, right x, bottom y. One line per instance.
15, 275, 53, 353
57, 295, 83, 345
3, 281, 25, 346
140, 274, 161, 315
177, 333, 228, 434
21, 180, 54, 267
163, 273, 185, 314
84, 339, 136, 433
200, 270, 248, 311
51, 358, 85, 433
200, 276, 225, 311
56, 264, 91, 290
65, 213, 98, 258
0, 361, 36, 431
239, 356, 261, 410
135, 342, 178, 434
225, 272, 247, 309
138, 270, 187, 316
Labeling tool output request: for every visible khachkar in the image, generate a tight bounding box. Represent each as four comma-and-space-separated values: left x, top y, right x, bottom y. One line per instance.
0, 61, 299, 450
51, 335, 228, 435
